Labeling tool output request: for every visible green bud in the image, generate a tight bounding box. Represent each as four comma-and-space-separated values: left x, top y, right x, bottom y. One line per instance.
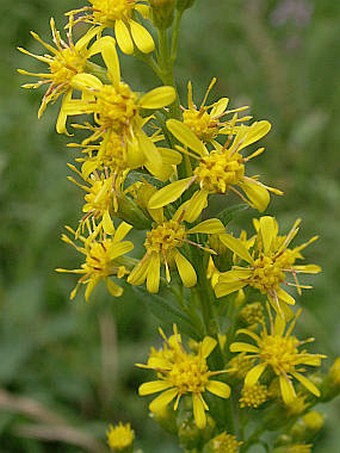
321, 357, 340, 401
114, 194, 152, 230
290, 411, 324, 443
176, 0, 196, 12
150, 0, 176, 29
150, 404, 177, 435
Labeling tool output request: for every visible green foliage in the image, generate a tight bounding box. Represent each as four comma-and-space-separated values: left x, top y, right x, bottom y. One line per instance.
1, 0, 339, 451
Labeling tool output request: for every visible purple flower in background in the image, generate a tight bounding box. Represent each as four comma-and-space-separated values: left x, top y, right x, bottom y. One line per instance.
271, 0, 313, 28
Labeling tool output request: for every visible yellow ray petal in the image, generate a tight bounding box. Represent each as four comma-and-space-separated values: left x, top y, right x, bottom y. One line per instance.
115, 20, 134, 55
148, 177, 193, 209
173, 251, 197, 288
166, 119, 207, 156
139, 86, 176, 109
188, 218, 225, 235
219, 234, 254, 264
139, 380, 173, 396
279, 375, 296, 405
146, 253, 161, 293
129, 19, 155, 53
149, 388, 178, 413
192, 394, 206, 429
206, 380, 231, 399
244, 363, 267, 386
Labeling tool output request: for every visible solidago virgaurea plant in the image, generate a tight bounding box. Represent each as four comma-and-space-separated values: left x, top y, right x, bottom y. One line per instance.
18, 1, 340, 451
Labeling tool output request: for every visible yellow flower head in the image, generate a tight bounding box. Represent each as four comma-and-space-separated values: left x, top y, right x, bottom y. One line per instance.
63, 37, 176, 169
148, 119, 282, 222
183, 78, 250, 143
215, 216, 321, 317
127, 206, 225, 293
18, 17, 103, 133
230, 309, 326, 405
239, 383, 269, 408
56, 221, 133, 301
107, 422, 135, 451
68, 0, 154, 54
138, 326, 231, 429
240, 302, 265, 327
206, 432, 243, 453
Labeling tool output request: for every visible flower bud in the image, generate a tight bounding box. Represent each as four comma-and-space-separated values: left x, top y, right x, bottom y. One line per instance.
150, 404, 177, 435
176, 0, 196, 12
114, 193, 152, 230
321, 357, 340, 401
107, 423, 135, 453
203, 432, 243, 453
290, 411, 324, 442
150, 0, 176, 29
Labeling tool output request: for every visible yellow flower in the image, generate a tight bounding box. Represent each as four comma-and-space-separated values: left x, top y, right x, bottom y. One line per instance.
215, 216, 321, 317
239, 383, 269, 408
182, 78, 251, 143
63, 37, 176, 172
56, 221, 133, 301
127, 206, 225, 293
230, 310, 326, 405
18, 17, 104, 133
67, 0, 154, 54
107, 422, 134, 451
148, 119, 282, 221
138, 326, 231, 429
205, 432, 243, 453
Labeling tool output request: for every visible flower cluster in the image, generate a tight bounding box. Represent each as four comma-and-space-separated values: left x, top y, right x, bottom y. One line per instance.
19, 1, 333, 451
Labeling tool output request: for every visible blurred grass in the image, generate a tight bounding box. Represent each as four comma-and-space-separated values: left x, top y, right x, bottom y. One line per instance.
1, 0, 339, 451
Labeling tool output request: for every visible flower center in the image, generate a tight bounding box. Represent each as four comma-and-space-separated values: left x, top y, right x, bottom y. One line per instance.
250, 255, 285, 292
49, 48, 86, 85
145, 220, 186, 254
95, 83, 138, 131
183, 109, 219, 141
97, 132, 129, 171
259, 335, 299, 375
168, 353, 209, 394
90, 0, 136, 25
84, 240, 115, 277
194, 151, 244, 193
84, 177, 113, 215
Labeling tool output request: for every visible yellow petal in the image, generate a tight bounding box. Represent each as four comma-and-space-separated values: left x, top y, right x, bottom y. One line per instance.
106, 278, 123, 297
149, 388, 178, 413
114, 222, 133, 242
291, 372, 321, 397
201, 337, 217, 358
129, 19, 155, 53
237, 120, 271, 151
210, 97, 229, 117
277, 287, 296, 306
180, 189, 208, 223
146, 253, 161, 293
214, 278, 247, 298
148, 177, 193, 209
230, 342, 259, 354
139, 86, 176, 109
102, 210, 115, 235
279, 375, 296, 405
219, 234, 254, 264
239, 178, 270, 212
139, 380, 173, 396
108, 241, 134, 260
293, 264, 322, 274
166, 119, 207, 156
206, 380, 231, 399
115, 20, 134, 55
259, 216, 276, 254
71, 73, 103, 91
173, 251, 197, 288
245, 363, 267, 386
188, 218, 225, 235
192, 394, 206, 429
94, 36, 120, 87
127, 256, 150, 285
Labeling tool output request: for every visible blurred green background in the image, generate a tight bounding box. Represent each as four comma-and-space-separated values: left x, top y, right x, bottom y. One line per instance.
1, 0, 339, 451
